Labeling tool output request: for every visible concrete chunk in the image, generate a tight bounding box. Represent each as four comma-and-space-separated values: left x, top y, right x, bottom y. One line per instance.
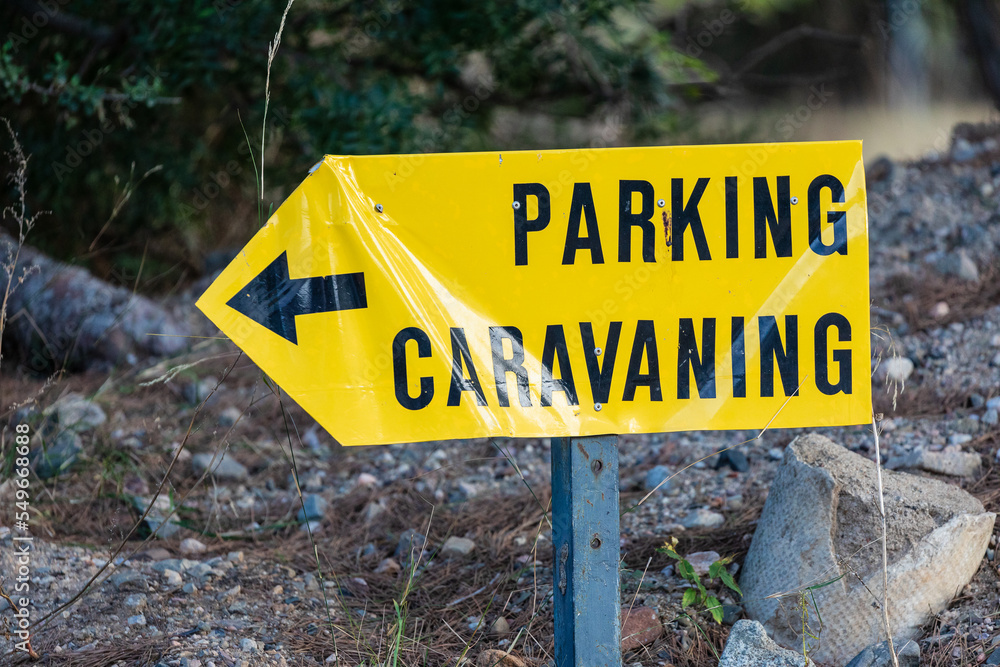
741, 434, 994, 666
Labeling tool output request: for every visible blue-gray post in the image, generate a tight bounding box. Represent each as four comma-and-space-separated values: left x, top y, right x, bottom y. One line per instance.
551, 435, 621, 667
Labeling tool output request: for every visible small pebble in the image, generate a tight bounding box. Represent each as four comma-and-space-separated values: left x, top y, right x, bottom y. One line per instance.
644, 465, 672, 492
179, 538, 207, 555
490, 616, 510, 637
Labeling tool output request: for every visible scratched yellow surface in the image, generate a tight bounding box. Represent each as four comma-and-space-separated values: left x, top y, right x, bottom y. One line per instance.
197, 142, 871, 445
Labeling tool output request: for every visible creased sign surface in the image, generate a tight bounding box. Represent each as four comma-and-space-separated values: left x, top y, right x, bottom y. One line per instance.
197, 142, 871, 446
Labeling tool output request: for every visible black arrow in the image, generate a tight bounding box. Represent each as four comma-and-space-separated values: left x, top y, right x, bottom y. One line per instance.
226, 251, 367, 345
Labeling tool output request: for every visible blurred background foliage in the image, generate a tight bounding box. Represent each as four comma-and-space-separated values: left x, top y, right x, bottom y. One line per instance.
1, 0, 997, 290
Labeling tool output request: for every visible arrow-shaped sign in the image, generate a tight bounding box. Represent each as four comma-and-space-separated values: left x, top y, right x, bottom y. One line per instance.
198, 146, 871, 446
226, 251, 367, 345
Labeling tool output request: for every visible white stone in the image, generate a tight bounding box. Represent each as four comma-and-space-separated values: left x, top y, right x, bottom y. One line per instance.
883, 357, 914, 385
356, 472, 378, 488
741, 434, 994, 666
440, 536, 476, 558
163, 569, 183, 587
681, 509, 725, 530
179, 538, 207, 555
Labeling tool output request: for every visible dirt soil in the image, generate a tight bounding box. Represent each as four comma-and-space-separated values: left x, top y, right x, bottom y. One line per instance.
2, 124, 1000, 667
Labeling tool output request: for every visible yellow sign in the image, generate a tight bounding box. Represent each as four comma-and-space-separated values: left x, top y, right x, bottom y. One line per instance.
197, 142, 871, 446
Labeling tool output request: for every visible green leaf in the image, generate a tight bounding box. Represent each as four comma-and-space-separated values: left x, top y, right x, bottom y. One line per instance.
675, 559, 697, 582
707, 596, 723, 624
718, 569, 742, 596
709, 561, 724, 579
682, 588, 698, 608
657, 547, 681, 560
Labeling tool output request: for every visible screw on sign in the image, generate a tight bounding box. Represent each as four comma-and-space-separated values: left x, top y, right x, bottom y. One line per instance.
196, 141, 871, 666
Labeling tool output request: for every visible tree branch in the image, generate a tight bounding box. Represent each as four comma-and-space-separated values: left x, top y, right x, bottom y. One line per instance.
734, 24, 863, 78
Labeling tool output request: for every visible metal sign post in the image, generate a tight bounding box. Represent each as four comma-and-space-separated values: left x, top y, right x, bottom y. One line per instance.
551, 435, 621, 667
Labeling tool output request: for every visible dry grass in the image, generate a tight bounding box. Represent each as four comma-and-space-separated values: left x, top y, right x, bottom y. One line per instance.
878, 266, 1000, 334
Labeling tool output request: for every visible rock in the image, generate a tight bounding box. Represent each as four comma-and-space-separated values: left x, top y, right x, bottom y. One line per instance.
930, 301, 950, 318
187, 562, 213, 579
722, 604, 743, 625
191, 452, 248, 481
356, 472, 378, 488
220, 585, 241, 602
887, 447, 981, 477
440, 536, 476, 558
935, 250, 980, 282
179, 538, 207, 555
0, 229, 190, 371
182, 582, 197, 594
298, 519, 321, 533
297, 494, 328, 522
144, 515, 182, 540
845, 638, 920, 667
952, 137, 978, 162
182, 377, 217, 405
109, 569, 146, 591
218, 407, 242, 427
45, 394, 107, 432
31, 430, 82, 479
685, 551, 721, 576
681, 508, 725, 530
741, 433, 994, 666
151, 558, 190, 573
715, 448, 749, 472
375, 558, 401, 574
718, 620, 812, 666
882, 357, 914, 385
124, 593, 147, 610
395, 529, 426, 563
240, 638, 258, 653
163, 569, 183, 586
621, 605, 663, 651
127, 613, 146, 626
490, 616, 510, 637
985, 409, 999, 426
644, 464, 672, 491
290, 469, 327, 492
476, 649, 526, 667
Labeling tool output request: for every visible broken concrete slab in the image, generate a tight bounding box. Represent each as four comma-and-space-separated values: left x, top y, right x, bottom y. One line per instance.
741, 433, 994, 667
